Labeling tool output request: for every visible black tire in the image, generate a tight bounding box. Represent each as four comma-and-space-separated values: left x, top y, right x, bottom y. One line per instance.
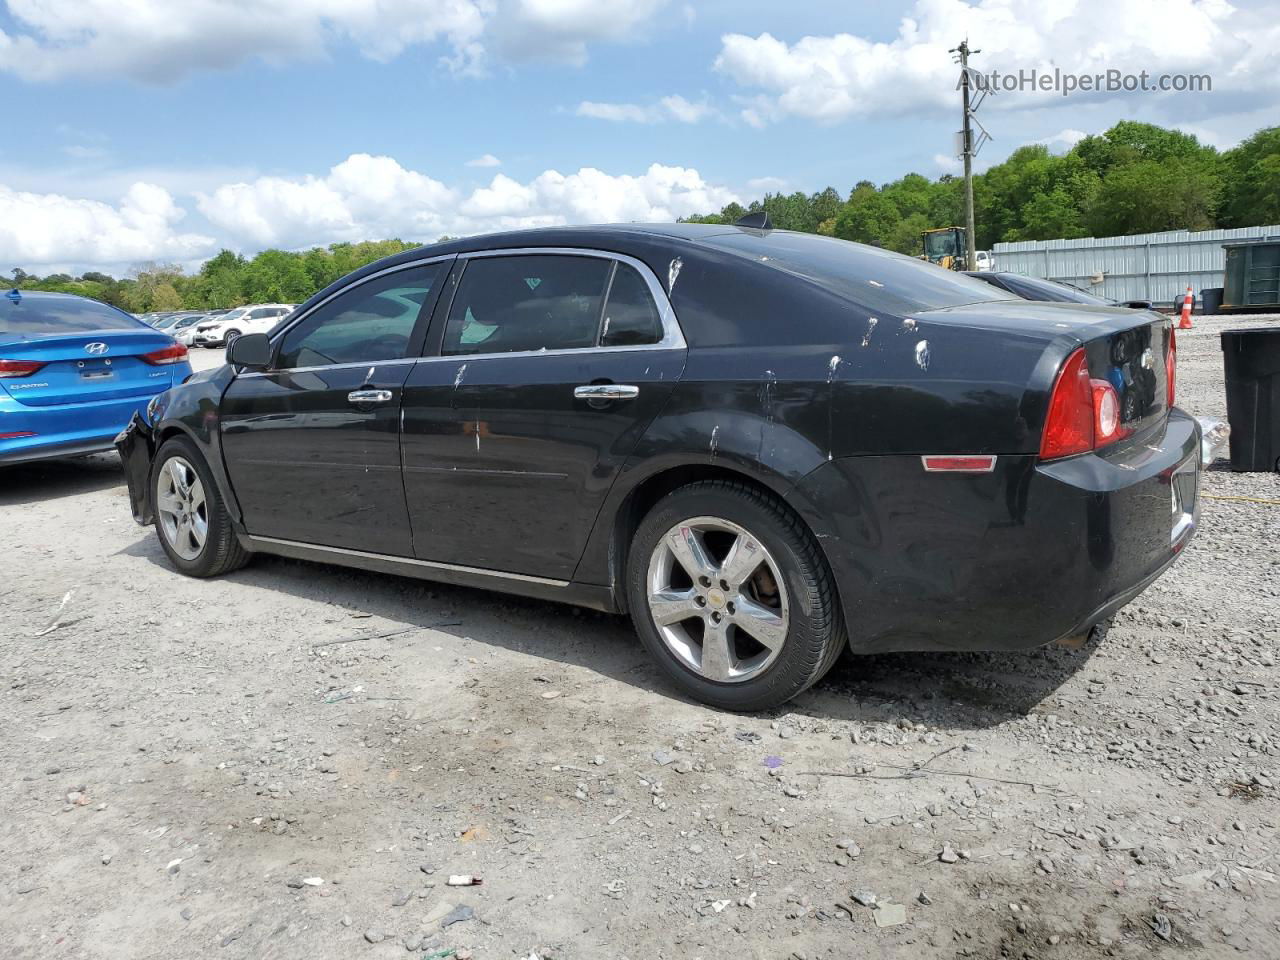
223, 329, 242, 347
150, 436, 250, 577
625, 479, 846, 711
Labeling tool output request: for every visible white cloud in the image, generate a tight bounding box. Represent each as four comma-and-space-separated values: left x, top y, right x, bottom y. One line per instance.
0, 0, 673, 84
62, 144, 108, 160
576, 94, 713, 124
0, 182, 213, 270
491, 0, 671, 65
466, 153, 503, 168
1038, 128, 1087, 152
195, 153, 737, 251
746, 176, 788, 193
933, 153, 962, 174
713, 0, 1279, 124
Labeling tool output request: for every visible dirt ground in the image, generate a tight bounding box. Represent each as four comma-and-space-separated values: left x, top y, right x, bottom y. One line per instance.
2, 317, 1277, 960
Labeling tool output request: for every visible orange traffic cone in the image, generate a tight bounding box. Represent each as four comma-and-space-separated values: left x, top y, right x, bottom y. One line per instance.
1178, 286, 1194, 329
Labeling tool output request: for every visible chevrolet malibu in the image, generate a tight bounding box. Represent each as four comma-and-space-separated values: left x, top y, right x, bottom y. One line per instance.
117, 222, 1199, 711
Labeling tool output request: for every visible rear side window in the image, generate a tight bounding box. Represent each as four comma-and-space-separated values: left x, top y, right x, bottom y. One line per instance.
0, 295, 143, 343
601, 263, 663, 347
276, 264, 443, 368
442, 255, 612, 356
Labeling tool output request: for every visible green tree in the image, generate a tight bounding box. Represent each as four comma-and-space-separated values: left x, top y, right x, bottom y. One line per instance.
1220, 127, 1280, 227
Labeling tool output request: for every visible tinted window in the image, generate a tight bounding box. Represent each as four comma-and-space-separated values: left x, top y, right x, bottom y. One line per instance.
704, 231, 1014, 316
601, 263, 663, 347
0, 295, 145, 343
442, 255, 611, 356
277, 265, 442, 368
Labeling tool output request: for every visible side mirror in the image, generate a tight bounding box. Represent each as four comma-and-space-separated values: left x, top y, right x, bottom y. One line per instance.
1122, 299, 1153, 310
227, 332, 272, 369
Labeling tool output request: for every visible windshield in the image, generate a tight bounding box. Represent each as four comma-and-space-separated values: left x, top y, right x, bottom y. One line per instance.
923, 231, 959, 259
1002, 274, 1112, 305
1, 295, 146, 343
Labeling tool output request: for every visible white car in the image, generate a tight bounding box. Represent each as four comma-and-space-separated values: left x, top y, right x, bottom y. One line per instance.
972, 250, 996, 272
192, 304, 294, 348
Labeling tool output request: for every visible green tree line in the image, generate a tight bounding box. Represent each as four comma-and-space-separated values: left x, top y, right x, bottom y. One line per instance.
685, 121, 1280, 255
8, 121, 1280, 313
9, 239, 423, 314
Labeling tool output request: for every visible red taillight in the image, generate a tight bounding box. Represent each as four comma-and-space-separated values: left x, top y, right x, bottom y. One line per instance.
1091, 379, 1122, 447
1039, 347, 1095, 460
0, 358, 47, 378
142, 343, 189, 365
1166, 328, 1176, 409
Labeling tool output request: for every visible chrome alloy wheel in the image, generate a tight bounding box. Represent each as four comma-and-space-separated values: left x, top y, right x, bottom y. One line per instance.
156, 456, 208, 561
646, 516, 789, 683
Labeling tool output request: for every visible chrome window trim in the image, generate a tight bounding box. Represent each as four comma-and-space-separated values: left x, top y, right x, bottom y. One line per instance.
237, 247, 684, 379
444, 247, 686, 355
244, 535, 570, 587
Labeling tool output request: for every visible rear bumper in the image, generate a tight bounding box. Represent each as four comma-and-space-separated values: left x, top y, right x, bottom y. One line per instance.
0, 390, 163, 466
790, 410, 1201, 654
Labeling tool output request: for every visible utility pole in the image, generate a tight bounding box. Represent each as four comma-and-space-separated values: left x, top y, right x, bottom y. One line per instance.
951, 40, 980, 270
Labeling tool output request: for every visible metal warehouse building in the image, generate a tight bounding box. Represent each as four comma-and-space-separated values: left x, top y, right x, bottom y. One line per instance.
992, 224, 1280, 307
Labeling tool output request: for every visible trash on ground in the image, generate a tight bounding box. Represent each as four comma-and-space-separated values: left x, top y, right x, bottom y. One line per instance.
446, 874, 482, 886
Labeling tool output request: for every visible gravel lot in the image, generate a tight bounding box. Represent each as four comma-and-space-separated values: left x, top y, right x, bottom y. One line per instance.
2, 317, 1277, 960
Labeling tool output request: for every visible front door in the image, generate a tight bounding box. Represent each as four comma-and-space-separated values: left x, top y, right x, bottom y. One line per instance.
401, 252, 686, 579
220, 260, 449, 555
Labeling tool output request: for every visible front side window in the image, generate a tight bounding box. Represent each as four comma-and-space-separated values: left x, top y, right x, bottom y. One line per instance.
277, 264, 442, 368
442, 255, 612, 356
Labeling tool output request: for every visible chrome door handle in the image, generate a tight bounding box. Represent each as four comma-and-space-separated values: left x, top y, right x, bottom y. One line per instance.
574, 384, 639, 401
347, 389, 393, 404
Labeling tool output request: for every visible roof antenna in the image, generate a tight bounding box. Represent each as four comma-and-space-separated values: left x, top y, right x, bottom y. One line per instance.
734, 210, 773, 231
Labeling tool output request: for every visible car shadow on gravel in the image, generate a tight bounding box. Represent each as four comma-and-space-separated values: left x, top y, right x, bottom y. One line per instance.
0, 452, 124, 506
802, 640, 1101, 731
120, 537, 1101, 732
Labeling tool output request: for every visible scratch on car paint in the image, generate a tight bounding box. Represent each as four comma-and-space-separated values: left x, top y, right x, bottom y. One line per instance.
758, 369, 778, 462
914, 340, 931, 371
365, 366, 375, 383
709, 425, 719, 462
668, 257, 683, 293
453, 363, 468, 388
901, 317, 918, 333
861, 317, 879, 348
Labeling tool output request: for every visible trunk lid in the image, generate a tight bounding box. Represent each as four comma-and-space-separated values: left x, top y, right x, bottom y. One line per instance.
0, 328, 182, 407
920, 300, 1173, 444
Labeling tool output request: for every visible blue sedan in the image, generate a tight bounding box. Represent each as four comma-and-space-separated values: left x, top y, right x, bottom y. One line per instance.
1, 289, 193, 464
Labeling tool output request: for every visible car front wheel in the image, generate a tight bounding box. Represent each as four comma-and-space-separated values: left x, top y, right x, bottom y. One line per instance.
626, 479, 846, 711
150, 436, 250, 577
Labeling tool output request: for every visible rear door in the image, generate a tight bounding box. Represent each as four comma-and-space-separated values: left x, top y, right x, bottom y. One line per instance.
0, 296, 185, 408
219, 259, 451, 555
400, 250, 686, 579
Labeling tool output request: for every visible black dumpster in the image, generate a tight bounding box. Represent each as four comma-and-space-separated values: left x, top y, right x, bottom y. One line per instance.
1201, 287, 1223, 315
1221, 327, 1280, 472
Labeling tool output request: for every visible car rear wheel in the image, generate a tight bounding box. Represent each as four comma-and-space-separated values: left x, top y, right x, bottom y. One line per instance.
151, 436, 249, 577
223, 329, 242, 347
626, 480, 846, 711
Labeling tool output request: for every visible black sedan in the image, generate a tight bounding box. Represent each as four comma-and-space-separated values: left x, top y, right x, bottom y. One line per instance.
117, 223, 1199, 711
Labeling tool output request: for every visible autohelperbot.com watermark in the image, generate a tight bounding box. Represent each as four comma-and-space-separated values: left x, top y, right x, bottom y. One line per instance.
960, 67, 1212, 97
